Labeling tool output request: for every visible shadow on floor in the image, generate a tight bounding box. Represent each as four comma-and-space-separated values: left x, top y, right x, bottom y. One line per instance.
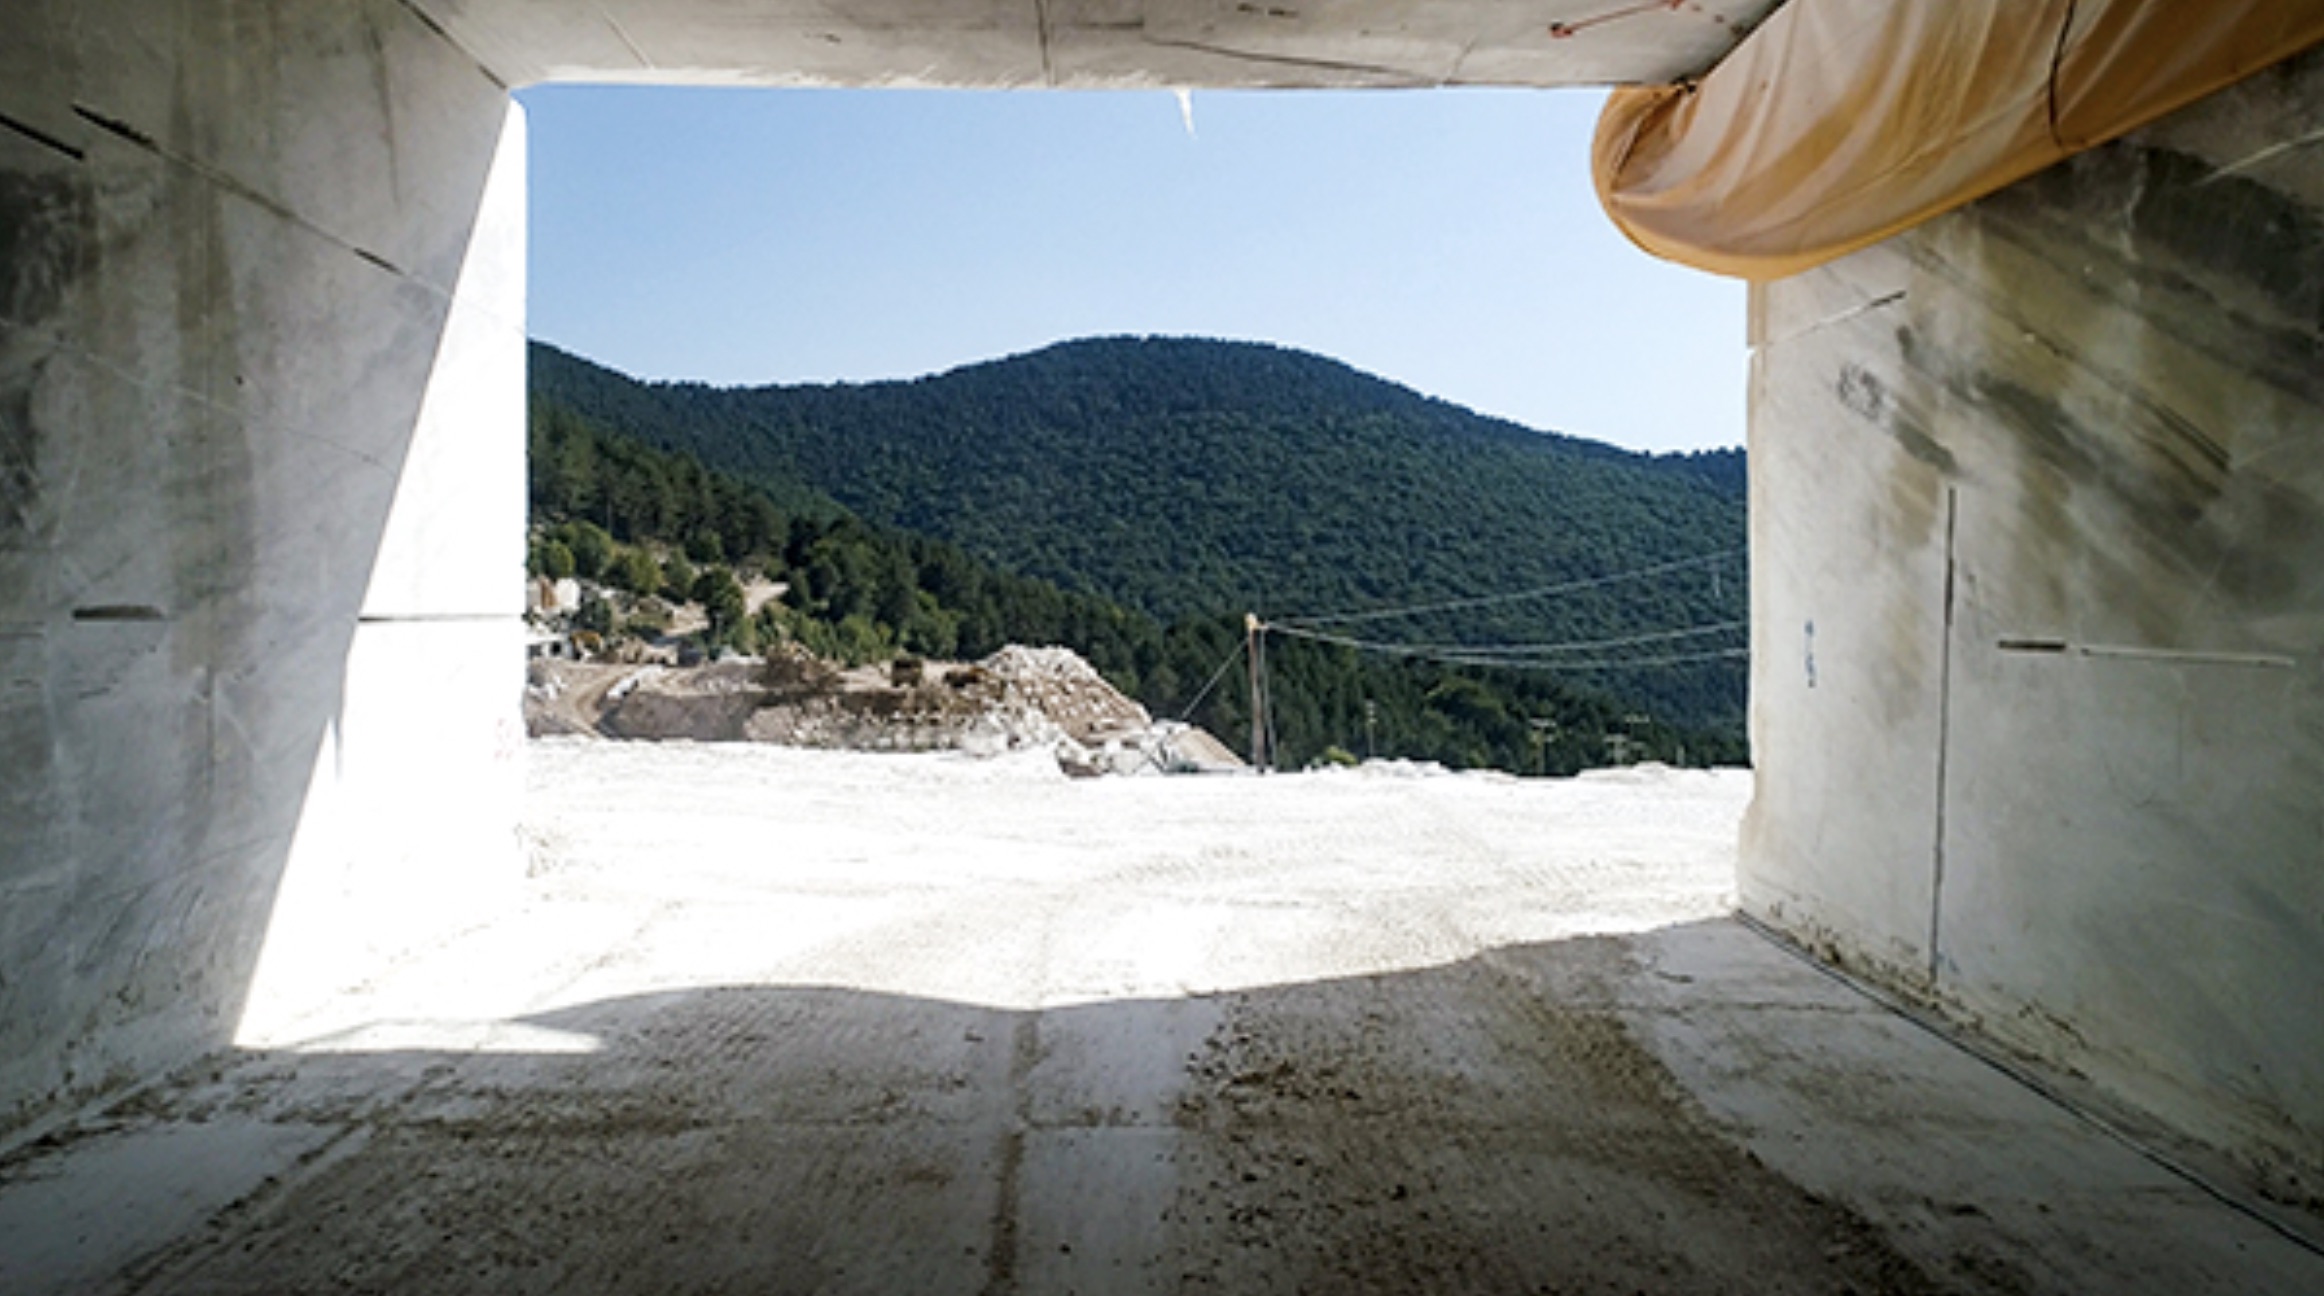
2, 920, 2315, 1295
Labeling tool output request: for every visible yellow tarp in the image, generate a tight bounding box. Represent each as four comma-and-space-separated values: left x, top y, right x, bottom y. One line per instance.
1595, 0, 2324, 281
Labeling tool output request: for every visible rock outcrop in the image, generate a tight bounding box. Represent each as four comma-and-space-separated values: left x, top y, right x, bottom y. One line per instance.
525, 645, 1242, 776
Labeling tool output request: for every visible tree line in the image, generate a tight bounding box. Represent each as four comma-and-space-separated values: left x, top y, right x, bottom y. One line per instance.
529, 395, 1747, 774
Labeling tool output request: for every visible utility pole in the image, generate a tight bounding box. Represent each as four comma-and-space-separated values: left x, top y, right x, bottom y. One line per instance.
1245, 613, 1267, 772
1363, 699, 1378, 762
1605, 712, 1650, 767
1529, 718, 1559, 777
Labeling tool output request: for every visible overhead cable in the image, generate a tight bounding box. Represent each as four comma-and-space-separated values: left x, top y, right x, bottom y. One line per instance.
1175, 637, 1247, 722
1277, 548, 1744, 629
1269, 617, 1746, 660
1264, 619, 1746, 675
1428, 646, 1749, 673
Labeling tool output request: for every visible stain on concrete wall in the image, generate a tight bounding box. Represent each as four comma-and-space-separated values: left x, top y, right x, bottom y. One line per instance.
1747, 45, 2324, 1196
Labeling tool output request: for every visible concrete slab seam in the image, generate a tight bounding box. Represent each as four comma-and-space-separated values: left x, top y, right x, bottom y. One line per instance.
1762, 289, 1908, 349
599, 7, 655, 72
0, 110, 85, 163
1730, 909, 2324, 1259
2201, 125, 2324, 186
355, 613, 521, 625
4, 304, 424, 478
981, 1012, 1042, 1295
1444, 35, 1486, 85
69, 606, 167, 624
1135, 36, 1427, 86
394, 0, 512, 91
1994, 639, 2299, 669
115, 1124, 379, 1295
65, 103, 452, 307
1033, 0, 1056, 87
0, 1043, 245, 1168
1927, 486, 1957, 982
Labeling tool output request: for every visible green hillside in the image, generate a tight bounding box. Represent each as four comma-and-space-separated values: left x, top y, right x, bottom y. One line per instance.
531, 337, 1748, 733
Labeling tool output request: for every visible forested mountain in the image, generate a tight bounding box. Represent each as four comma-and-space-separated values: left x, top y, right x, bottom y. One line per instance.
530, 400, 1168, 677
531, 337, 1748, 733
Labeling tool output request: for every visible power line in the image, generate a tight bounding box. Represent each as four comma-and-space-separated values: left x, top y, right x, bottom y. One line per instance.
1430, 646, 1749, 673
1175, 637, 1247, 722
1277, 548, 1744, 629
1140, 637, 1255, 778
1269, 617, 1746, 660
1265, 618, 1747, 676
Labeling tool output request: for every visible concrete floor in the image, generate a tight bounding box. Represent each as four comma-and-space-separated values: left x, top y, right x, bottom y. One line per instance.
2, 743, 2317, 1295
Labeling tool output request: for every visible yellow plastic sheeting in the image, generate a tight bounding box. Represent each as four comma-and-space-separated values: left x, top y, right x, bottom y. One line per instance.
1595, 0, 2324, 281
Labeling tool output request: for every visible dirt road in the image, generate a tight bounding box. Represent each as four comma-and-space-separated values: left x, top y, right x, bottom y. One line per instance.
1, 744, 2315, 1294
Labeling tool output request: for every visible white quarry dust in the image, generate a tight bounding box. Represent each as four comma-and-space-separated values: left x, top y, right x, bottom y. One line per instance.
490, 742, 1747, 1022
4, 743, 2317, 1295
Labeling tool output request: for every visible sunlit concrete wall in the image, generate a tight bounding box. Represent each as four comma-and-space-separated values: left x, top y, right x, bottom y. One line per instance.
1745, 48, 2324, 1190
0, 1, 523, 1131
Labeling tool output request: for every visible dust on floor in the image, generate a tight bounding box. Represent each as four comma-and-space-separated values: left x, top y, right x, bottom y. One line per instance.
1, 743, 2315, 1294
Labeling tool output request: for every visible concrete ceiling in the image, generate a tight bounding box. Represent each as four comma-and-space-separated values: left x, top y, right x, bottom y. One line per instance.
412, 0, 1786, 90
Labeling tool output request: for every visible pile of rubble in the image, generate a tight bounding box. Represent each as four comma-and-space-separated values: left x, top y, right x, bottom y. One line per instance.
525, 644, 1242, 777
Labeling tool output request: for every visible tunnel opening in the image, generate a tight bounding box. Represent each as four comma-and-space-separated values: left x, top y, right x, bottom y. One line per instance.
7, 4, 2324, 1290
504, 82, 1752, 770
240, 78, 1756, 1096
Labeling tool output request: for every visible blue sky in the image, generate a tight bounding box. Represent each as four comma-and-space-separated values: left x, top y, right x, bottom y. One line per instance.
520, 86, 1745, 454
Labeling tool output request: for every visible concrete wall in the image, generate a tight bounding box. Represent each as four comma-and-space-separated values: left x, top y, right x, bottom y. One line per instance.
6, 0, 2317, 1207
0, 0, 1781, 1137
405, 0, 1775, 90
0, 1, 523, 1130
1745, 47, 2324, 1190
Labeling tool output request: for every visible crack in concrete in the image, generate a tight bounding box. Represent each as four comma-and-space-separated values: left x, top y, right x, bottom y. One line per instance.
1033, 0, 1055, 87
600, 7, 655, 71
1136, 35, 1426, 85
